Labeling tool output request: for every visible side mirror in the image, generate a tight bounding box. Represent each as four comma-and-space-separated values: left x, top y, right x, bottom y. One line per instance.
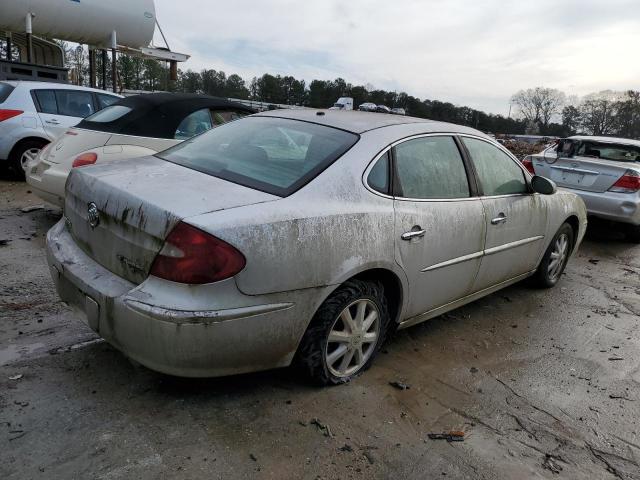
531, 175, 557, 195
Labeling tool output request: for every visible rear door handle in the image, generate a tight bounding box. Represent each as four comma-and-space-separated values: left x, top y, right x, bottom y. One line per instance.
45, 119, 60, 125
401, 228, 427, 240
491, 214, 507, 225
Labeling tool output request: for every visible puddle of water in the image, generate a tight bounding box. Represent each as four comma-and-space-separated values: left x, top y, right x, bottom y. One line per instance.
0, 342, 46, 366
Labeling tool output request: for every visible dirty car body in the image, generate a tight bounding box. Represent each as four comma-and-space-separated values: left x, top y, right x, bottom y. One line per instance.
46, 110, 587, 380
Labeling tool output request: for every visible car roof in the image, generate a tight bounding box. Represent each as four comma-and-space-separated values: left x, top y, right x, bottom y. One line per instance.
256, 109, 482, 135
568, 135, 640, 147
3, 80, 122, 95
75, 93, 255, 139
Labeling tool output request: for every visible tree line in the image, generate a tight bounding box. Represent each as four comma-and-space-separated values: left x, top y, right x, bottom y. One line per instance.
511, 87, 640, 139
7, 38, 638, 140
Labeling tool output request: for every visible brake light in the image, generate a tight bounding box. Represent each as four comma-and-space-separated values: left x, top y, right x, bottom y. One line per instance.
150, 222, 246, 284
72, 152, 98, 168
521, 156, 536, 175
0, 109, 23, 122
609, 170, 640, 193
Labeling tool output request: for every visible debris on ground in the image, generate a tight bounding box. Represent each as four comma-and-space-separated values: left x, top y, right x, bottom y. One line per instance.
310, 418, 334, 438
249, 453, 257, 462
389, 381, 411, 390
427, 431, 465, 442
20, 205, 45, 213
8, 374, 23, 380
542, 454, 564, 474
339, 444, 353, 453
588, 259, 600, 265
470, 367, 478, 374
0, 239, 10, 246
608, 356, 624, 361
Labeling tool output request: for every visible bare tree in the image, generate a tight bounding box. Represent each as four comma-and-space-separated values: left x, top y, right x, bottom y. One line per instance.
511, 87, 566, 127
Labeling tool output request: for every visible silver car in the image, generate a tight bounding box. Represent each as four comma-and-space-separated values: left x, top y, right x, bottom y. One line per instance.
46, 110, 587, 384
523, 136, 640, 242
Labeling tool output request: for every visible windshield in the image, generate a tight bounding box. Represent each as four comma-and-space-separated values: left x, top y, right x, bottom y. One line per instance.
158, 116, 359, 196
576, 141, 640, 162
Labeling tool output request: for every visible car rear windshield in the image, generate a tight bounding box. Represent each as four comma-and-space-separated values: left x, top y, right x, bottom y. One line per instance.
0, 82, 15, 103
157, 116, 359, 196
576, 141, 640, 162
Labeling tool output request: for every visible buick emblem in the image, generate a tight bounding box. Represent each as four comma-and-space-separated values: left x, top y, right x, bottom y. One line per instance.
87, 202, 100, 229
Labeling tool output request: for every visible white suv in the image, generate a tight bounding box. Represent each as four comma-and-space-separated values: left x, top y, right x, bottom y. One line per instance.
0, 81, 121, 178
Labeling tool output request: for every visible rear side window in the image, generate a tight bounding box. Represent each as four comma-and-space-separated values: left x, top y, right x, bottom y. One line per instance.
462, 137, 527, 196
367, 152, 390, 194
394, 136, 470, 199
34, 90, 57, 114
84, 105, 132, 123
174, 108, 213, 140
97, 93, 119, 109
55, 90, 95, 118
0, 82, 15, 103
159, 116, 359, 196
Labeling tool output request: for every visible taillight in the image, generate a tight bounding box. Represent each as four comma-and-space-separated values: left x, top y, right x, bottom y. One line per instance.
609, 170, 640, 193
0, 109, 23, 122
72, 152, 98, 168
521, 156, 536, 175
150, 222, 246, 284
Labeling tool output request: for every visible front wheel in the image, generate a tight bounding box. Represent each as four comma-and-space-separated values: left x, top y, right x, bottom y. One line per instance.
533, 223, 574, 288
296, 279, 391, 385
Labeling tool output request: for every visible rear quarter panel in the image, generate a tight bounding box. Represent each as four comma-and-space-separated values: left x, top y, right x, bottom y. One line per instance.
186, 131, 406, 297
541, 189, 587, 257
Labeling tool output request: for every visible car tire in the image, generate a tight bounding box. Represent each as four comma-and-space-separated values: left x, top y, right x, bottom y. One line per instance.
533, 223, 574, 288
296, 279, 391, 385
625, 224, 640, 244
9, 139, 48, 180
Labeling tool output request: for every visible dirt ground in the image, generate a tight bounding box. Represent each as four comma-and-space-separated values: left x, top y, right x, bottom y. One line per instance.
1, 173, 639, 480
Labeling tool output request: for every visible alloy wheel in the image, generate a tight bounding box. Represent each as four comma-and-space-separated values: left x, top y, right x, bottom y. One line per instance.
547, 233, 569, 282
325, 299, 380, 378
20, 148, 41, 171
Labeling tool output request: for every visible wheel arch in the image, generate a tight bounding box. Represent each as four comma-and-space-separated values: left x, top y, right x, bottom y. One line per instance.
564, 214, 580, 251
9, 136, 50, 160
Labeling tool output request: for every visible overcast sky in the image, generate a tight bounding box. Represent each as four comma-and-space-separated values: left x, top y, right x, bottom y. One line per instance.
154, 0, 640, 116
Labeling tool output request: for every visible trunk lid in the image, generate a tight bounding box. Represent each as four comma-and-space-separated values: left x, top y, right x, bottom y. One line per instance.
44, 127, 112, 164
533, 155, 636, 193
64, 156, 278, 284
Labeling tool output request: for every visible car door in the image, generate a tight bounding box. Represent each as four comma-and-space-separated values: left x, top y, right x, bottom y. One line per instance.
461, 136, 548, 292
32, 89, 64, 140
391, 135, 486, 320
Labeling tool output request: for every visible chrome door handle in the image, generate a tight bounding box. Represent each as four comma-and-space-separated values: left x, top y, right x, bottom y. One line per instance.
401, 228, 427, 240
491, 214, 507, 225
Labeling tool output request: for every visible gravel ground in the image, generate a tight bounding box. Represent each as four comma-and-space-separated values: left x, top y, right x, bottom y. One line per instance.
1, 174, 639, 480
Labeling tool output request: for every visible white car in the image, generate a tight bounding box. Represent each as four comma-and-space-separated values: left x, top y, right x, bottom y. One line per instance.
0, 81, 121, 177
26, 93, 254, 207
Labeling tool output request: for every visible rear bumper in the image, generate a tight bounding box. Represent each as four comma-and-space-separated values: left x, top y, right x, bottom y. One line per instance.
26, 160, 66, 208
46, 219, 323, 377
562, 187, 640, 225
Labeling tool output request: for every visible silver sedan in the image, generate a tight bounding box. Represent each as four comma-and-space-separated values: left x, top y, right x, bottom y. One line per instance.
46, 110, 587, 384
524, 136, 640, 242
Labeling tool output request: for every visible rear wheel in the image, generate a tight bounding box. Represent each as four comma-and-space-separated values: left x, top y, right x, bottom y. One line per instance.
533, 223, 574, 288
625, 224, 640, 243
9, 139, 48, 179
296, 279, 391, 385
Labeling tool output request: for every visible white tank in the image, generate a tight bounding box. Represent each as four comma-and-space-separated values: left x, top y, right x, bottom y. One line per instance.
0, 0, 156, 48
